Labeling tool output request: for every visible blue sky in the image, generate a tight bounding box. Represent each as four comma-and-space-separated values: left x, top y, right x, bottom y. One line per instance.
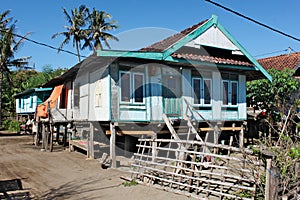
2, 0, 300, 71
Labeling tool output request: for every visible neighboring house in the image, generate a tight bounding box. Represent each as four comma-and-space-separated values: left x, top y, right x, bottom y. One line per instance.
37, 15, 271, 161
15, 87, 52, 119
258, 52, 300, 78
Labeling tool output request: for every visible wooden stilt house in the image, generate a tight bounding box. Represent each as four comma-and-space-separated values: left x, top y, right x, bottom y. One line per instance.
37, 15, 271, 165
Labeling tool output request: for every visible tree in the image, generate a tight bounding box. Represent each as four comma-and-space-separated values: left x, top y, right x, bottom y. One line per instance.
0, 10, 30, 127
82, 8, 119, 52
247, 68, 300, 123
3, 66, 68, 118
52, 5, 89, 62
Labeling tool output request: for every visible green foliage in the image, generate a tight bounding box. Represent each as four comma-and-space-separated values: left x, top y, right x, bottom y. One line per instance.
2, 119, 20, 132
122, 180, 138, 187
52, 5, 119, 62
2, 119, 11, 130
1, 66, 68, 119
247, 68, 300, 123
287, 145, 300, 160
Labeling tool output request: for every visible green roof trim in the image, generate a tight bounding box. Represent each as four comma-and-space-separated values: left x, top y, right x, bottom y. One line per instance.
162, 17, 215, 59
98, 49, 163, 60
215, 21, 272, 82
14, 87, 52, 98
97, 15, 272, 81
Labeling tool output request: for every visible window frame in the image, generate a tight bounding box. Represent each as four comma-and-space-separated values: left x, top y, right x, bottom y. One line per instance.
192, 77, 212, 106
29, 96, 33, 108
222, 76, 238, 107
119, 71, 145, 104
95, 80, 103, 107
73, 83, 80, 108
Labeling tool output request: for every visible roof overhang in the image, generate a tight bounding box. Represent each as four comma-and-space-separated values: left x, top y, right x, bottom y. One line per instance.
97, 15, 272, 82
14, 87, 52, 98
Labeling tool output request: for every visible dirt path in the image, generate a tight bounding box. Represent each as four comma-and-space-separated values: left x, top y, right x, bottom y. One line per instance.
0, 133, 191, 200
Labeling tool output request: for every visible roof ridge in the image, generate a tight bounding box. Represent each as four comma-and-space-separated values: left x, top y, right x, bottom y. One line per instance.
139, 19, 208, 52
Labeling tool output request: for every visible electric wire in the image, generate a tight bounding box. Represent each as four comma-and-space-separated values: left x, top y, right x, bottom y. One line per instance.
205, 0, 300, 42
0, 29, 87, 59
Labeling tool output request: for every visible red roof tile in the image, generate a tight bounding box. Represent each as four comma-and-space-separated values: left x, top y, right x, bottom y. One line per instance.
140, 19, 208, 52
258, 52, 300, 71
172, 53, 253, 66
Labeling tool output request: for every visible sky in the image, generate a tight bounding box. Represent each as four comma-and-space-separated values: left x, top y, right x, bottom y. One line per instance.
2, 0, 300, 71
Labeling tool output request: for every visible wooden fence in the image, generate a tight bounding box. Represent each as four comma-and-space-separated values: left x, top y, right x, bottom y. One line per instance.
131, 137, 263, 199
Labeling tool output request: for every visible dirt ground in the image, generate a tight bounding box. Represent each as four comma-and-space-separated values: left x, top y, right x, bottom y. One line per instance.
0, 132, 192, 200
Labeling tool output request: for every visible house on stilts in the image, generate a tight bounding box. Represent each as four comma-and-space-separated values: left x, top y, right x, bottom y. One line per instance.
14, 87, 52, 133
35, 15, 271, 167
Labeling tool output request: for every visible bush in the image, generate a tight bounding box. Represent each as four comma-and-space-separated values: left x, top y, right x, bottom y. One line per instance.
2, 119, 11, 130
2, 119, 21, 133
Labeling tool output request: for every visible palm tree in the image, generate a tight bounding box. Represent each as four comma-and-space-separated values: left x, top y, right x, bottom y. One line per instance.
82, 8, 119, 52
52, 5, 89, 62
0, 10, 14, 31
0, 10, 30, 127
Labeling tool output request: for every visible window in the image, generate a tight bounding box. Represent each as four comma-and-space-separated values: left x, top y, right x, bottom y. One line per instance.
193, 79, 201, 104
120, 71, 144, 104
95, 80, 102, 107
21, 99, 24, 109
74, 83, 80, 108
120, 72, 131, 102
29, 96, 33, 108
134, 74, 144, 103
222, 73, 238, 106
192, 78, 212, 105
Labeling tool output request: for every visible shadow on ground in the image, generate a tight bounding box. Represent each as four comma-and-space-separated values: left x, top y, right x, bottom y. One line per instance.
0, 178, 31, 199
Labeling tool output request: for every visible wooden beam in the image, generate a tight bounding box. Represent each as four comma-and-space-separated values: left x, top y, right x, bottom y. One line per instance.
162, 114, 181, 141
106, 130, 154, 135
199, 127, 243, 132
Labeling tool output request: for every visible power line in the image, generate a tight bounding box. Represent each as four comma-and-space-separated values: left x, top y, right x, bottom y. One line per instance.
205, 0, 300, 42
253, 49, 288, 58
0, 29, 87, 59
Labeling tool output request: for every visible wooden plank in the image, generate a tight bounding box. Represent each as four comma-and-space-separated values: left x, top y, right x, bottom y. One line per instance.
162, 114, 180, 141
69, 140, 87, 151
137, 138, 254, 155
106, 130, 154, 135
134, 147, 254, 173
199, 127, 243, 132
132, 163, 256, 192
133, 153, 255, 182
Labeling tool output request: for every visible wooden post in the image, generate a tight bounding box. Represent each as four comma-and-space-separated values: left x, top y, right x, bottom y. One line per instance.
110, 123, 116, 168
239, 125, 244, 148
88, 122, 94, 159
152, 132, 157, 162
41, 123, 46, 150
296, 162, 300, 197
214, 125, 218, 144
63, 124, 67, 147
270, 166, 279, 200
55, 124, 60, 143
49, 123, 54, 152
265, 159, 272, 200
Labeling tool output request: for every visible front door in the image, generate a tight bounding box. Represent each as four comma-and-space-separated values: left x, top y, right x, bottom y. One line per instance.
162, 75, 182, 117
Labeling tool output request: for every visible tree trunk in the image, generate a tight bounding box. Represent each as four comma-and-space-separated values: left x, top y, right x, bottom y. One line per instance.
75, 42, 81, 62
